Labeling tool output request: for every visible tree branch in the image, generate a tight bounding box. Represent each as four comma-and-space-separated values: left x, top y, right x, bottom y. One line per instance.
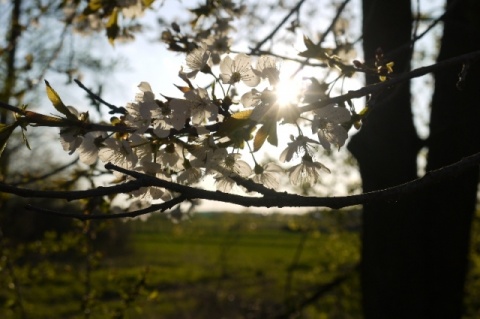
74, 79, 127, 115
299, 49, 480, 114
250, 0, 307, 54
25, 195, 186, 221
1, 150, 479, 217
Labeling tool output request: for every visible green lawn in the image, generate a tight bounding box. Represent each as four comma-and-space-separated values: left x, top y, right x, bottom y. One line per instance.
3, 209, 480, 318
0, 210, 361, 319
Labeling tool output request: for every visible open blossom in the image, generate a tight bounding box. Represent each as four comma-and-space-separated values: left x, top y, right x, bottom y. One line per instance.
255, 55, 280, 85
130, 162, 172, 202
252, 162, 283, 189
213, 153, 252, 178
76, 132, 106, 165
169, 88, 217, 126
204, 35, 232, 64
177, 160, 202, 185
98, 137, 138, 175
220, 53, 260, 87
280, 135, 320, 163
184, 46, 211, 78
125, 82, 158, 133
288, 155, 330, 186
213, 174, 236, 192
312, 104, 351, 150
155, 143, 183, 169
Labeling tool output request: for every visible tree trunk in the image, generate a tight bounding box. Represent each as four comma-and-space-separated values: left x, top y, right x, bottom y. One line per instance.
347, 0, 424, 317
421, 0, 480, 317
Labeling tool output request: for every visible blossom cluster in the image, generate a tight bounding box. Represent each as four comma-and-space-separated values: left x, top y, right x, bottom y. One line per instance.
57, 47, 353, 207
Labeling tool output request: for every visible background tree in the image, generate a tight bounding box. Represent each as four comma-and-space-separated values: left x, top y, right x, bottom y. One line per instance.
421, 0, 480, 317
348, 0, 480, 318
347, 0, 424, 317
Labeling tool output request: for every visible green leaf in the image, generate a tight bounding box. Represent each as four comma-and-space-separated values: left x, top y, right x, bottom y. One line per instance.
267, 123, 278, 146
106, 8, 119, 45
44, 80, 77, 120
142, 0, 155, 7
0, 122, 19, 157
253, 125, 268, 151
86, 0, 102, 13
231, 109, 253, 120
253, 123, 277, 152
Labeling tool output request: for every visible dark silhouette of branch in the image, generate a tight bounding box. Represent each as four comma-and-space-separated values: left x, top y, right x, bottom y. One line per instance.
0, 178, 146, 200
11, 157, 79, 186
74, 79, 127, 115
0, 149, 478, 218
300, 49, 480, 114
25, 195, 186, 221
274, 263, 360, 319
291, 0, 352, 77
250, 0, 307, 55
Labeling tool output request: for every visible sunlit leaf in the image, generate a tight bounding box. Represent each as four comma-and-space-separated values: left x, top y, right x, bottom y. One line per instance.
0, 123, 18, 157
142, 0, 155, 7
82, 0, 102, 14
253, 125, 268, 151
21, 126, 31, 150
44, 80, 77, 120
267, 123, 278, 146
106, 8, 119, 45
174, 85, 191, 93
217, 117, 250, 136
298, 35, 332, 61
231, 109, 253, 120
253, 122, 277, 152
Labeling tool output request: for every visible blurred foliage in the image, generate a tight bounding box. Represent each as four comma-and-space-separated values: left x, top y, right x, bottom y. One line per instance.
1, 210, 362, 319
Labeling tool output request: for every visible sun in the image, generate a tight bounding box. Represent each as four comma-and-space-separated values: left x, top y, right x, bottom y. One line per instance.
274, 76, 303, 108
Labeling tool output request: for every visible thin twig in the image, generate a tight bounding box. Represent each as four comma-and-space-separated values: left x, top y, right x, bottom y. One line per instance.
11, 157, 79, 186
250, 0, 307, 54
292, 0, 352, 77
74, 79, 126, 115
299, 49, 480, 114
25, 195, 186, 221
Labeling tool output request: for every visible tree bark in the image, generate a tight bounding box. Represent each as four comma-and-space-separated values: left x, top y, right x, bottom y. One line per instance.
421, 0, 480, 317
348, 0, 424, 317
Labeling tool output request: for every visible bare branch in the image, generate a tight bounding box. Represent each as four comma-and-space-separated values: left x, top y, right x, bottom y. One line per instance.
74, 79, 127, 115
250, 0, 307, 54
1, 150, 479, 215
300, 49, 480, 114
25, 195, 186, 221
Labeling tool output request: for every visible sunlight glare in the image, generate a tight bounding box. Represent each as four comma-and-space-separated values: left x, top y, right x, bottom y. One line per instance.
275, 77, 302, 108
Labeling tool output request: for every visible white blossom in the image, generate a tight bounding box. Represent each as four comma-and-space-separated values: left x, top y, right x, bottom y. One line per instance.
213, 174, 235, 193
98, 138, 138, 175
255, 55, 280, 85
76, 132, 105, 165
177, 160, 202, 185
130, 162, 172, 202
125, 82, 158, 133
220, 53, 260, 87
156, 143, 183, 169
288, 155, 330, 186
312, 105, 351, 150
184, 46, 211, 78
280, 136, 319, 163
252, 162, 283, 189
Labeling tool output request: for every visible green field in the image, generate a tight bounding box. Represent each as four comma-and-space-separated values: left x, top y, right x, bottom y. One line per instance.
5, 208, 480, 318
0, 211, 362, 319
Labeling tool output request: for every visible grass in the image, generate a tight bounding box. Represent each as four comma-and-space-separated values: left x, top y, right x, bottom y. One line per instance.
1, 211, 362, 319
